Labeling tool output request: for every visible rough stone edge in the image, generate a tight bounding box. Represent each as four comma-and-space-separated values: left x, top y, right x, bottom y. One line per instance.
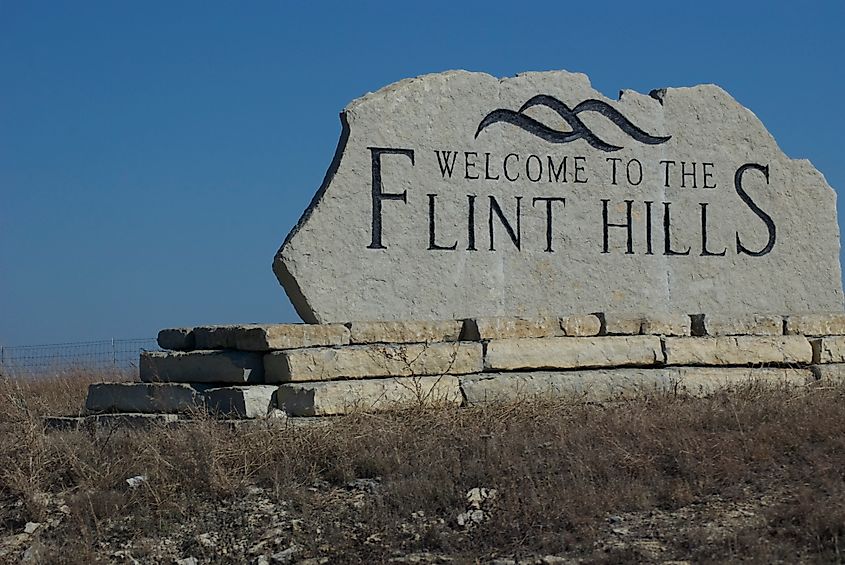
272, 113, 351, 324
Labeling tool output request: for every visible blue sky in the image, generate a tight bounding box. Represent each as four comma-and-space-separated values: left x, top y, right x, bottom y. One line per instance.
1, 1, 843, 346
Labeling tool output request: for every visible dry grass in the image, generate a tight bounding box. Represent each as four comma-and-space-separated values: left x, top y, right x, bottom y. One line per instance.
1, 373, 845, 563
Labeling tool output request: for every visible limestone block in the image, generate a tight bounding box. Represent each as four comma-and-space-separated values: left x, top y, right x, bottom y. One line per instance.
85, 382, 205, 413
460, 366, 812, 405
663, 336, 812, 366
157, 328, 195, 351
192, 326, 235, 349
192, 324, 350, 351
811, 336, 845, 363
204, 385, 278, 418
559, 314, 601, 337
484, 336, 663, 371
785, 313, 845, 336
346, 319, 463, 344
602, 313, 690, 336
140, 350, 265, 383
264, 342, 483, 383
810, 363, 845, 384
276, 375, 462, 416
233, 324, 350, 351
640, 313, 691, 336
603, 313, 645, 335
471, 316, 560, 340
461, 369, 674, 404
703, 314, 783, 336
671, 367, 811, 395
88, 413, 180, 429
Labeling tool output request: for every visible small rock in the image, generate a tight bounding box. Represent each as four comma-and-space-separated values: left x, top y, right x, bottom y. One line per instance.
58, 505, 71, 515
632, 540, 665, 558
175, 558, 198, 565
347, 477, 381, 493
456, 512, 468, 527
491, 559, 516, 565
388, 553, 452, 563
111, 550, 141, 564
22, 544, 45, 562
23, 522, 41, 535
126, 475, 147, 489
271, 545, 300, 564
608, 515, 623, 524
256, 557, 270, 565
197, 533, 216, 548
466, 487, 498, 509
457, 509, 486, 527
541, 556, 569, 564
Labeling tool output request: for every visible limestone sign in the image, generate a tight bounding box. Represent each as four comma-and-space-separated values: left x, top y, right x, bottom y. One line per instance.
274, 70, 843, 323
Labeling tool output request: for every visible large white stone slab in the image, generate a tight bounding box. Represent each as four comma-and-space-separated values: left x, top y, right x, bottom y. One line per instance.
140, 350, 265, 383
191, 324, 350, 351
345, 319, 463, 344
276, 375, 462, 416
264, 341, 482, 383
663, 336, 812, 366
484, 335, 663, 371
460, 366, 811, 404
461, 369, 675, 404
702, 314, 783, 336
810, 363, 845, 384
671, 366, 811, 394
785, 313, 845, 336
85, 382, 206, 413
274, 70, 843, 322
810, 336, 845, 364
204, 385, 279, 418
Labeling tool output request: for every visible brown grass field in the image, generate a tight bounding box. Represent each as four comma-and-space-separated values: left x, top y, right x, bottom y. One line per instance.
1, 371, 844, 564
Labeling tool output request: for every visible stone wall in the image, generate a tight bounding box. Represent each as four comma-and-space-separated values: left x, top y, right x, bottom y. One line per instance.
82, 313, 845, 420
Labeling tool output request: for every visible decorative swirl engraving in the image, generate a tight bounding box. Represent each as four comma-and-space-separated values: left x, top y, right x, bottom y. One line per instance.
475, 95, 671, 152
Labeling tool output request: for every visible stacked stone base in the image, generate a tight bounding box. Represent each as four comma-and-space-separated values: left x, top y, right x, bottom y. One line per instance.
80, 313, 845, 421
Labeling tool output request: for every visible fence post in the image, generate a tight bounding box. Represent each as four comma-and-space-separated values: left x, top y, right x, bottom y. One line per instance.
112, 338, 116, 368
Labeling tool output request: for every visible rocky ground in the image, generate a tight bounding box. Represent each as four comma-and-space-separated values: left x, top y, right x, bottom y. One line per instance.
0, 476, 805, 564
1, 373, 843, 563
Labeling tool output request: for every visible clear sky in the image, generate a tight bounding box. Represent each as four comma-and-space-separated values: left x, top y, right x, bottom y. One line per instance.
1, 1, 843, 346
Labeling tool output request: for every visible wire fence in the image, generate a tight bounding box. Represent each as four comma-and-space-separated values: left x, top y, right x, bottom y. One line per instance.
0, 338, 160, 375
